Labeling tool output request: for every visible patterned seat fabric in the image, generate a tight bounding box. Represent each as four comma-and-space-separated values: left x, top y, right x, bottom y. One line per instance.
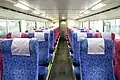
102, 32, 115, 41
80, 38, 115, 80
94, 32, 102, 38
49, 30, 54, 53
1, 39, 39, 80
28, 32, 50, 66
6, 32, 28, 38
72, 32, 93, 66
0, 39, 3, 80
114, 39, 120, 80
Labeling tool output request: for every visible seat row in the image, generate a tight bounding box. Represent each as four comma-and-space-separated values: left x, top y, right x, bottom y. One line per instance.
0, 26, 60, 80
66, 27, 119, 80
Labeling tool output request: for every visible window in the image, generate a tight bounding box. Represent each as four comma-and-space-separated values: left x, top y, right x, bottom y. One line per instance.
8, 20, 20, 33
0, 19, 7, 37
83, 21, 89, 29
90, 20, 103, 32
103, 19, 116, 33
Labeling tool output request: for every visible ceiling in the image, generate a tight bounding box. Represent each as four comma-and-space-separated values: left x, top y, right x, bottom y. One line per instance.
0, 0, 120, 20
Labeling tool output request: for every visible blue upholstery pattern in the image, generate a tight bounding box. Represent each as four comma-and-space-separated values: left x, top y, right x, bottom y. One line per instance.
80, 39, 115, 80
28, 33, 50, 66
72, 32, 93, 66
49, 30, 54, 53
39, 66, 48, 80
1, 39, 39, 80
74, 67, 80, 80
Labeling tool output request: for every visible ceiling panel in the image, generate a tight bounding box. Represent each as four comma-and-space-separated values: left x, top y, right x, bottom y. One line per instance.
0, 0, 120, 20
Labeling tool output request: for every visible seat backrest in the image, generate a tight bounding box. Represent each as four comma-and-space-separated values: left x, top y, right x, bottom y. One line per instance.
72, 32, 93, 63
94, 32, 102, 38
0, 39, 3, 80
80, 38, 115, 80
28, 32, 49, 65
6, 32, 28, 38
1, 38, 39, 80
50, 30, 54, 51
102, 32, 115, 41
114, 39, 120, 80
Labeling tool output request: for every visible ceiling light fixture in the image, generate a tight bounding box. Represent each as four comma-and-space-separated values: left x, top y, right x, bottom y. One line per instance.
83, 10, 91, 14
92, 3, 107, 10
14, 3, 30, 10
74, 16, 79, 20
62, 17, 65, 19
32, 10, 40, 14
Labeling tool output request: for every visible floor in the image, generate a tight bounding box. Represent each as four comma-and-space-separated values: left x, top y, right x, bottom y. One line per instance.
49, 37, 75, 80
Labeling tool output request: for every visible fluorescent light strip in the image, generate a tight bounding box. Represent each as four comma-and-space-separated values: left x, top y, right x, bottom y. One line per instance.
92, 3, 107, 10
79, 0, 102, 14
83, 10, 91, 14
14, 3, 30, 10
32, 11, 40, 14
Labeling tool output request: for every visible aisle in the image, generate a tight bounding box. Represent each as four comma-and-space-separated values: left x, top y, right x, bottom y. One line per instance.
49, 37, 75, 80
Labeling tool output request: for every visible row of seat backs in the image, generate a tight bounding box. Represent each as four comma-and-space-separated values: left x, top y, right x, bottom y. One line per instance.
6, 32, 50, 66
0, 38, 39, 80
79, 38, 115, 80
27, 26, 60, 50
72, 30, 120, 80
67, 27, 115, 45
70, 31, 115, 67
54, 27, 60, 47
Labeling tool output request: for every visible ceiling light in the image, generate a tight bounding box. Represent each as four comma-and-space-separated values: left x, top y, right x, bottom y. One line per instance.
79, 14, 84, 17
62, 17, 65, 19
32, 10, 40, 14
92, 3, 107, 10
74, 16, 79, 20
83, 10, 91, 14
14, 3, 30, 10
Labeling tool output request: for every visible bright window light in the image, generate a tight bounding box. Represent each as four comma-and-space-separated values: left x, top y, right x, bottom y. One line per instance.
83, 10, 91, 14
14, 3, 30, 10
32, 11, 40, 14
92, 3, 107, 10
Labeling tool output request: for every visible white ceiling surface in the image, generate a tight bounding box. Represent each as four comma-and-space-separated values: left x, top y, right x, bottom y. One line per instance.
0, 0, 120, 20
79, 7, 120, 22
0, 8, 48, 21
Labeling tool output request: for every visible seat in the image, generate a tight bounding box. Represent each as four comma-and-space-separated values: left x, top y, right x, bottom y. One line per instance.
80, 38, 115, 80
72, 32, 93, 66
102, 32, 115, 41
1, 38, 39, 80
49, 30, 54, 53
94, 32, 102, 38
0, 39, 3, 80
28, 32, 50, 66
74, 67, 80, 80
114, 39, 120, 80
6, 32, 28, 38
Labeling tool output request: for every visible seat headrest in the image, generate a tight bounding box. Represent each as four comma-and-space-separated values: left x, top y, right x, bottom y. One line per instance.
34, 32, 45, 41
11, 32, 22, 38
102, 32, 111, 39
43, 30, 50, 34
11, 38, 30, 56
77, 33, 87, 41
94, 32, 102, 38
87, 38, 104, 54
